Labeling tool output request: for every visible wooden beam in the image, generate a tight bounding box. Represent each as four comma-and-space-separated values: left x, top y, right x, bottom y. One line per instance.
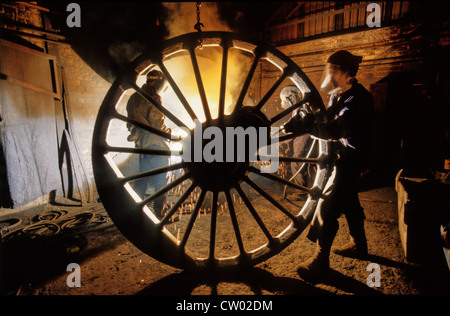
0, 17, 66, 40
285, 2, 303, 21
268, 2, 373, 31
15, 1, 50, 12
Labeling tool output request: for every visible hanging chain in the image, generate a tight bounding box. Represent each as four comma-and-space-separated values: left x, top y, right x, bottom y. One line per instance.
194, 2, 204, 49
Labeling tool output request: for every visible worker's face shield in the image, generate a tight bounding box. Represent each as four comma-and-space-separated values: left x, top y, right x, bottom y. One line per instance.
281, 96, 295, 109
319, 63, 345, 95
147, 78, 167, 94
280, 86, 301, 109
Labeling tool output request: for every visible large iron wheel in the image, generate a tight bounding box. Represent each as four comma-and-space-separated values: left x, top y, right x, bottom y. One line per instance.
92, 31, 336, 272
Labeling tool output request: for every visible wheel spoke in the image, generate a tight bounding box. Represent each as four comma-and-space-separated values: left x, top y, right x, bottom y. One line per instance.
282, 138, 317, 184
130, 82, 189, 129
179, 189, 206, 249
257, 154, 321, 164
255, 69, 290, 110
218, 38, 230, 120
158, 181, 196, 227
106, 146, 179, 156
209, 191, 219, 261
243, 176, 298, 223
234, 47, 262, 112
248, 165, 312, 193
139, 172, 190, 207
156, 59, 198, 122
112, 111, 179, 141
234, 185, 275, 245
121, 162, 186, 183
188, 47, 212, 122
225, 190, 246, 256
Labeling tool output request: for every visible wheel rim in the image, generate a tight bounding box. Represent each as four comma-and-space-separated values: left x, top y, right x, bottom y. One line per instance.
92, 31, 336, 271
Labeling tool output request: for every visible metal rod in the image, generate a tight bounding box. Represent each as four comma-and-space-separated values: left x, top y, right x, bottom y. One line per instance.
234, 47, 261, 112
188, 47, 212, 122
157, 60, 198, 122
121, 162, 186, 183
139, 173, 190, 207
225, 190, 246, 256
256, 70, 290, 110
243, 176, 298, 223
360, 198, 393, 204
282, 138, 317, 198
106, 146, 179, 156
234, 185, 275, 245
257, 154, 320, 164
179, 189, 206, 249
130, 82, 189, 129
248, 165, 312, 193
159, 182, 196, 227
112, 112, 178, 141
218, 39, 229, 120
209, 191, 219, 261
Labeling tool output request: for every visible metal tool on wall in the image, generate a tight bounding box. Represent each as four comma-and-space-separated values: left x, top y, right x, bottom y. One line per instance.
56, 67, 94, 204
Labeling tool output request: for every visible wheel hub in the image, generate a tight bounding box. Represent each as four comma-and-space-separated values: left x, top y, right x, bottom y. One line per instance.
184, 106, 269, 191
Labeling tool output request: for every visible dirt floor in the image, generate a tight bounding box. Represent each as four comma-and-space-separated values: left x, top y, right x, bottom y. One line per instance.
1, 184, 449, 296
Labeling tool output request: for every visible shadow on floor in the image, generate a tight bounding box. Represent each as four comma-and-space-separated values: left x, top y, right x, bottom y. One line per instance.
136, 267, 383, 296
365, 253, 450, 295
0, 226, 121, 295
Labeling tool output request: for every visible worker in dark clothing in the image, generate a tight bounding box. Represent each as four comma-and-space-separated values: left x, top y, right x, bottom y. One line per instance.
279, 85, 314, 200
127, 70, 171, 219
282, 50, 374, 279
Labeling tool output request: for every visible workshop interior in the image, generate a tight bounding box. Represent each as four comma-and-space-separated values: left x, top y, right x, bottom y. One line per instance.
0, 1, 449, 296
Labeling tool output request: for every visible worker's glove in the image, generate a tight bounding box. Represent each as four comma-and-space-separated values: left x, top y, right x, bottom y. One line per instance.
281, 109, 314, 136
161, 125, 172, 135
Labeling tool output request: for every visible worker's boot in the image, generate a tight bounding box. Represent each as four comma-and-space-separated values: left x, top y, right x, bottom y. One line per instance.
332, 217, 368, 259
296, 221, 338, 281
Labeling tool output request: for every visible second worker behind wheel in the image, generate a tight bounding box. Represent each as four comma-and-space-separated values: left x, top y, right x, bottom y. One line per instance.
126, 70, 171, 219
282, 50, 374, 281
279, 85, 314, 201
